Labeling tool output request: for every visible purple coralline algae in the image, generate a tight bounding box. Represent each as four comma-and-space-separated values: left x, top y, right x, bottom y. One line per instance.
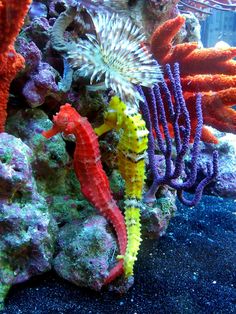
6, 109, 69, 171
23, 16, 51, 49
0, 133, 57, 309
22, 62, 59, 107
0, 133, 34, 199
16, 38, 60, 107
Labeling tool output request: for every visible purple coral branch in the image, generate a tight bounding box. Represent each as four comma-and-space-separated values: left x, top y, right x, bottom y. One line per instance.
177, 151, 219, 206
139, 62, 218, 207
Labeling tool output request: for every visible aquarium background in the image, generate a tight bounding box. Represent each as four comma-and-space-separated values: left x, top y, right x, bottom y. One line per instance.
201, 11, 236, 47
0, 2, 236, 314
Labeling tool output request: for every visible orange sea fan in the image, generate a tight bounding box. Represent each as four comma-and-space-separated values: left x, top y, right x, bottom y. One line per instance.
150, 16, 236, 143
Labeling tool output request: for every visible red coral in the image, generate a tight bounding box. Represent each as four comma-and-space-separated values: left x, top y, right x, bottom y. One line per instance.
43, 104, 127, 284
150, 16, 236, 143
0, 47, 24, 132
0, 0, 32, 132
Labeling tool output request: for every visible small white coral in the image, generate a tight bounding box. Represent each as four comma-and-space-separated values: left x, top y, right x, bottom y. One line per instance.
67, 11, 162, 106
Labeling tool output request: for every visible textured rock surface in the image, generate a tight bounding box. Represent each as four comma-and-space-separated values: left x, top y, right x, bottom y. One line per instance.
0, 133, 34, 199
6, 108, 86, 224
0, 202, 57, 284
0, 133, 57, 309
188, 131, 236, 197
16, 37, 60, 107
109, 169, 177, 240
6, 109, 69, 179
141, 187, 177, 239
53, 215, 116, 291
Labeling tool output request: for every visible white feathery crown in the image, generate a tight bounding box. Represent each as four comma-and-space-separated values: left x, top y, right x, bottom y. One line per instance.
67, 12, 162, 106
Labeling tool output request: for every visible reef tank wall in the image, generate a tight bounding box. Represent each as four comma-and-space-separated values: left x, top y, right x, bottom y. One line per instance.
0, 0, 236, 313
201, 10, 236, 47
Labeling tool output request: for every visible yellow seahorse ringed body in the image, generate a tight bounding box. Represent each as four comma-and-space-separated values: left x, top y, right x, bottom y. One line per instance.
95, 96, 148, 277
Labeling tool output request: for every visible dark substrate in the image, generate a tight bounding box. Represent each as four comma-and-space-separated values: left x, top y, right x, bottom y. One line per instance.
1, 194, 236, 314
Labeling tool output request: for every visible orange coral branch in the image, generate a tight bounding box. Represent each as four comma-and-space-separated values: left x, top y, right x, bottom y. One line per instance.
0, 47, 24, 132
185, 47, 236, 63
208, 60, 236, 76
0, 0, 32, 132
185, 88, 236, 134
179, 48, 236, 75
163, 42, 198, 64
0, 0, 32, 53
171, 74, 236, 92
150, 16, 186, 63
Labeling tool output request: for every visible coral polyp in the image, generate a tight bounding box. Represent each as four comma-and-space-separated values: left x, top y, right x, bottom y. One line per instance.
67, 11, 162, 106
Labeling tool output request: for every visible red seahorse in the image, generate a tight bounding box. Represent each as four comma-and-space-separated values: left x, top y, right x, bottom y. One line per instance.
42, 103, 127, 284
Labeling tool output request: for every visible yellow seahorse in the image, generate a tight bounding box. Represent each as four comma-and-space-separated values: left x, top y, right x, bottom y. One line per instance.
94, 96, 148, 277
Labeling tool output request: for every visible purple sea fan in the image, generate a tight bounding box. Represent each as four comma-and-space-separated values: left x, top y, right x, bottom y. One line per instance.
138, 63, 218, 207
67, 11, 162, 106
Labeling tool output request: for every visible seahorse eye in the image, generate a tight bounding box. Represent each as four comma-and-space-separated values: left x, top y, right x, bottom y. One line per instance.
65, 121, 76, 134
57, 114, 69, 127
